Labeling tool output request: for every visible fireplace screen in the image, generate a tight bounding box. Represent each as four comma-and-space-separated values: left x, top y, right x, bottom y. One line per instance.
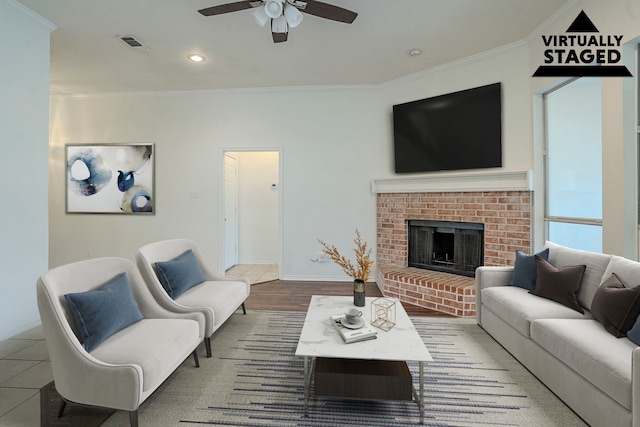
408, 220, 484, 277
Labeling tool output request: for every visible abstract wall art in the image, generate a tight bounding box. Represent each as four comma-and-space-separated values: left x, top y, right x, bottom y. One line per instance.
66, 143, 155, 214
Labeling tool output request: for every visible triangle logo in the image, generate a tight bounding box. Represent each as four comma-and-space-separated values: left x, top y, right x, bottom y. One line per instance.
532, 10, 631, 77
566, 10, 599, 33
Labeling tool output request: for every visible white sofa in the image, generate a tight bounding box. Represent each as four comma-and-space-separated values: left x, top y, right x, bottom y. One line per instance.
476, 241, 640, 427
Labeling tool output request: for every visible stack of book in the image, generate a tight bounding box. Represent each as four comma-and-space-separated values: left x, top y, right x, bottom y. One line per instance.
330, 314, 377, 344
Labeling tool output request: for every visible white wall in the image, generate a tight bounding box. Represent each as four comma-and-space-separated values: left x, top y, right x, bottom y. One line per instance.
233, 151, 279, 264
45, 0, 640, 291
47, 46, 534, 283
49, 88, 385, 281
379, 43, 535, 177
0, 0, 54, 339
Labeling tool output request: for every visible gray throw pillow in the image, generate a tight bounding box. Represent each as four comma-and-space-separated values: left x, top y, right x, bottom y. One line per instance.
591, 273, 640, 337
509, 248, 550, 290
530, 255, 586, 314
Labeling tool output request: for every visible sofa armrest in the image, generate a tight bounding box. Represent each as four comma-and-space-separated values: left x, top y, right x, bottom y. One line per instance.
632, 346, 640, 427
476, 266, 514, 290
475, 266, 514, 325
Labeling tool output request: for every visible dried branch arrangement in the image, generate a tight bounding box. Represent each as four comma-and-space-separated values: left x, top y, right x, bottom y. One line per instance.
318, 229, 374, 282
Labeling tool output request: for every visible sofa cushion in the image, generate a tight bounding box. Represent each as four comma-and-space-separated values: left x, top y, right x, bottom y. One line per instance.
530, 318, 635, 410
65, 272, 144, 352
175, 280, 248, 327
154, 250, 206, 299
601, 255, 640, 290
543, 241, 611, 311
530, 256, 586, 313
509, 248, 549, 291
591, 273, 640, 337
91, 318, 200, 392
481, 286, 587, 338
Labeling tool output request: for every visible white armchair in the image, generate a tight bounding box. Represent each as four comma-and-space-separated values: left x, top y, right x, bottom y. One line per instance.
36, 257, 204, 427
136, 239, 250, 357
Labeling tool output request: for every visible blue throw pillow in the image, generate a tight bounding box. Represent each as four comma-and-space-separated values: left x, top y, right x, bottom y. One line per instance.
509, 248, 550, 290
65, 272, 144, 352
154, 249, 206, 299
627, 315, 640, 345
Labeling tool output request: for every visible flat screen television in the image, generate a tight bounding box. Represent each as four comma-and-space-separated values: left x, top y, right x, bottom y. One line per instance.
392, 82, 502, 174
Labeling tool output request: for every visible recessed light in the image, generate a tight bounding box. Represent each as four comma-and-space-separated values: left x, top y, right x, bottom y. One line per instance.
408, 49, 422, 57
188, 54, 206, 63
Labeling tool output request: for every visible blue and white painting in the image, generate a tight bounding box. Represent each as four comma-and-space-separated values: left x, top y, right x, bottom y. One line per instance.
66, 144, 154, 214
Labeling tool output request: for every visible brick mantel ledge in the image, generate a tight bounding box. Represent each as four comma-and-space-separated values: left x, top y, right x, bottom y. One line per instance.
377, 265, 475, 318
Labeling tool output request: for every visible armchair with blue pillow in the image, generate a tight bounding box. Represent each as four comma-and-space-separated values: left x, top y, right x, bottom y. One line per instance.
36, 257, 204, 427
136, 239, 250, 357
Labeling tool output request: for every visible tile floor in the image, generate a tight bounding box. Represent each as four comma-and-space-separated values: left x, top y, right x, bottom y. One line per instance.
225, 263, 279, 284
0, 264, 277, 426
0, 325, 49, 427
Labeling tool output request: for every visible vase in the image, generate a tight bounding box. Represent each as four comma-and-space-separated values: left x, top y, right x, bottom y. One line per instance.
353, 279, 365, 307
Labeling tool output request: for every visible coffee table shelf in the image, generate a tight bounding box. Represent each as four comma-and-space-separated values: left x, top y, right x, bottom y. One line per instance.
315, 357, 413, 401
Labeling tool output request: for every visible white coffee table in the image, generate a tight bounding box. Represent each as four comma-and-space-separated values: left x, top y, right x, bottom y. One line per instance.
295, 295, 433, 424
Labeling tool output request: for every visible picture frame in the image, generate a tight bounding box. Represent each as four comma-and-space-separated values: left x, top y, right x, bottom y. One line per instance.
66, 143, 155, 214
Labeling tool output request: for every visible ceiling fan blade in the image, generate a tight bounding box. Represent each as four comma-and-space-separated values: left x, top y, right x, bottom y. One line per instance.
198, 1, 262, 16
272, 31, 288, 43
299, 0, 357, 24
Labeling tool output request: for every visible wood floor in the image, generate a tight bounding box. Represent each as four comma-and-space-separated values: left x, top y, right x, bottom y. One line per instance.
244, 280, 451, 317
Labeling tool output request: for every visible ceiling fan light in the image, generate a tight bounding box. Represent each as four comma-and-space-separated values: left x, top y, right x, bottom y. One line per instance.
284, 5, 303, 28
272, 15, 288, 33
252, 6, 270, 27
264, 0, 283, 18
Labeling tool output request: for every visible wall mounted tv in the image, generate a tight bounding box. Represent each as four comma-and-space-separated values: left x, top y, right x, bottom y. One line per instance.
392, 82, 502, 174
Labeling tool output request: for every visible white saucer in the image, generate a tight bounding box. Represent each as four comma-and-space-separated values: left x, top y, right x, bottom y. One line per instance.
341, 317, 364, 329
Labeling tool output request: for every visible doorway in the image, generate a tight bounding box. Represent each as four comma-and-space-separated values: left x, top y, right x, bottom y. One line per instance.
222, 150, 281, 283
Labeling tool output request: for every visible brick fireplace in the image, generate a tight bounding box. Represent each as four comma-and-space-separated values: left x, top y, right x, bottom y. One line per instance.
375, 177, 532, 317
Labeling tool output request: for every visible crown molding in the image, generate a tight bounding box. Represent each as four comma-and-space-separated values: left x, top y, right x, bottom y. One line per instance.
49, 83, 380, 100
6, 0, 56, 31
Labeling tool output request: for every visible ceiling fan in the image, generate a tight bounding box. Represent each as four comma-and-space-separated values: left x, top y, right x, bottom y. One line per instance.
198, 0, 357, 43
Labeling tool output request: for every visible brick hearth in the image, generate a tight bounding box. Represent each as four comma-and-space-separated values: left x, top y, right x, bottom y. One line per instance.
376, 191, 532, 317
379, 266, 475, 317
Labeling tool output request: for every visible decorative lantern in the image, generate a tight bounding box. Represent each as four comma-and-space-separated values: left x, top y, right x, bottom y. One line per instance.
371, 297, 396, 331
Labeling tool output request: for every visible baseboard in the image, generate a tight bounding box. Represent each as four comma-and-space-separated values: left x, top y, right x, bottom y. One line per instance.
280, 275, 352, 282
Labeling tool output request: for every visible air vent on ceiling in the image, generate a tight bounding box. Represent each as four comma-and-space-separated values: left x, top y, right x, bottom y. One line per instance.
117, 35, 148, 50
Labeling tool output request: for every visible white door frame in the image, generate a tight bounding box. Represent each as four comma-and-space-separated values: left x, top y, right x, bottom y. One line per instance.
219, 147, 283, 279
223, 153, 239, 270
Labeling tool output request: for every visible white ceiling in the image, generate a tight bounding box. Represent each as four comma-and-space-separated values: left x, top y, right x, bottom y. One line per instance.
17, 0, 572, 95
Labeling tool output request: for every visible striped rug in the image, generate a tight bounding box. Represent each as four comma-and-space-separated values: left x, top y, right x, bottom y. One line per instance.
102, 311, 586, 426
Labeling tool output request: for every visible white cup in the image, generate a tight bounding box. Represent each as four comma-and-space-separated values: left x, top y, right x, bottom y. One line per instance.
345, 308, 362, 324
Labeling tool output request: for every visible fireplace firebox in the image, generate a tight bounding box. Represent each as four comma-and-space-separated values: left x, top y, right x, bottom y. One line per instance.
408, 220, 484, 277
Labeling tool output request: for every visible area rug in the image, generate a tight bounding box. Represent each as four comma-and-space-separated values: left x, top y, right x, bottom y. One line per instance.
100, 311, 587, 426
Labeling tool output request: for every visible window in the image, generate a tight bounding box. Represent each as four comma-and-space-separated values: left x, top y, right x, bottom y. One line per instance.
544, 78, 602, 252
